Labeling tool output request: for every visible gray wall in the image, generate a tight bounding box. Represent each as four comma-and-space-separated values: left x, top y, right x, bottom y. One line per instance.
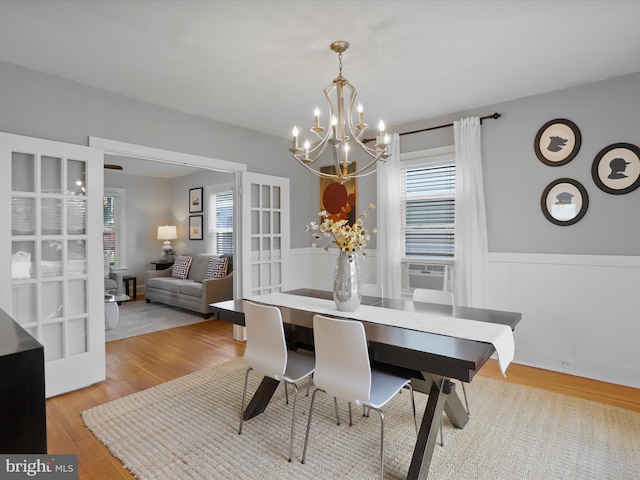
391, 71, 640, 255
2, 60, 639, 258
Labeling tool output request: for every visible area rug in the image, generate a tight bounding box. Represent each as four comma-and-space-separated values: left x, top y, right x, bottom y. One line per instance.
82, 358, 640, 480
105, 301, 207, 342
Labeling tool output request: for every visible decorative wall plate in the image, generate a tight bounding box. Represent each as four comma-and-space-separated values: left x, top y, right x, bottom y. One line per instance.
541, 178, 589, 226
591, 143, 640, 195
534, 119, 581, 166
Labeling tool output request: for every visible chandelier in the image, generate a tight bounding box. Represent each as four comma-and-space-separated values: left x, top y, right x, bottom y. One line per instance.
290, 41, 390, 182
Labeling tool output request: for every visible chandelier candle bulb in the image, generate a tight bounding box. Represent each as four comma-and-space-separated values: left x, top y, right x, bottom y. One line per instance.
358, 103, 364, 124
314, 107, 320, 127
292, 126, 299, 149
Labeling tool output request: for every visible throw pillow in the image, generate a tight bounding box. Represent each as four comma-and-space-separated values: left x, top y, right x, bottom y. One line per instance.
205, 256, 228, 280
171, 255, 193, 279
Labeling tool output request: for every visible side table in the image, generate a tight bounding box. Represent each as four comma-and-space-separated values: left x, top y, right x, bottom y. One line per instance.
122, 275, 137, 300
151, 261, 174, 271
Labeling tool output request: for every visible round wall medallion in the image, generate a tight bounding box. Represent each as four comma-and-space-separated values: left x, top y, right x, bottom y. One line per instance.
534, 119, 581, 166
541, 178, 589, 226
591, 143, 640, 195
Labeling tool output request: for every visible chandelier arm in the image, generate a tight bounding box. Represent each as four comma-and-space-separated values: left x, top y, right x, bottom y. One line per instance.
293, 156, 352, 179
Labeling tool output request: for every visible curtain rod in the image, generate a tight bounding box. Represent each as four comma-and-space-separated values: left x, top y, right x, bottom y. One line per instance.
362, 112, 502, 144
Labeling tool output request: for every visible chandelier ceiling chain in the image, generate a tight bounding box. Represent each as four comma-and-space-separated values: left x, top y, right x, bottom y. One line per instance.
290, 41, 390, 183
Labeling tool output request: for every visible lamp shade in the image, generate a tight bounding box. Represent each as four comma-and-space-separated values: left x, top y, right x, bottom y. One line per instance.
157, 225, 177, 240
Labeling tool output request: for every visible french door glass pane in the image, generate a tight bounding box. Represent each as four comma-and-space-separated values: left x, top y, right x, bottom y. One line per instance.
41, 198, 63, 235
67, 279, 87, 316
67, 198, 86, 235
68, 240, 87, 275
11, 152, 35, 192
67, 159, 86, 196
41, 281, 63, 319
42, 322, 64, 362
41, 241, 63, 278
68, 318, 88, 356
41, 156, 62, 194
12, 240, 35, 280
12, 196, 36, 235
12, 284, 37, 325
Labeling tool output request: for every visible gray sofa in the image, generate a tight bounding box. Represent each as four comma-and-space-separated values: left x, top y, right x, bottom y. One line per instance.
145, 254, 233, 318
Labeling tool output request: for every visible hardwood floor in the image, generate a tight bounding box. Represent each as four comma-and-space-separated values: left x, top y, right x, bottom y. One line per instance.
46, 301, 640, 480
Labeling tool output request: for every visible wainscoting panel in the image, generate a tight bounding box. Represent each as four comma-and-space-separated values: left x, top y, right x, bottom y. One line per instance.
488, 253, 640, 389
286, 249, 639, 388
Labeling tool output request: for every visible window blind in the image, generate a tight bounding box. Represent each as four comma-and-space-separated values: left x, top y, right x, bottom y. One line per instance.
402, 164, 455, 257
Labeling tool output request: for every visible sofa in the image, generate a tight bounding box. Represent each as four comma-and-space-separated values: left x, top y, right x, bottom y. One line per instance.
145, 253, 233, 318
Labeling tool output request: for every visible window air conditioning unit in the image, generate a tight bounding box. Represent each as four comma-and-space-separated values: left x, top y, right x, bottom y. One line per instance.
402, 263, 448, 291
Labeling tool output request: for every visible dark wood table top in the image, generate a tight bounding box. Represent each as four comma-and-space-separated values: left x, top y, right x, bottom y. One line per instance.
209, 288, 521, 382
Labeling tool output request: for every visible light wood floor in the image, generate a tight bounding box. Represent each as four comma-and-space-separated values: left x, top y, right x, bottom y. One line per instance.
46, 300, 640, 480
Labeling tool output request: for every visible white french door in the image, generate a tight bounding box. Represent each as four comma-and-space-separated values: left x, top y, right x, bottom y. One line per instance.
240, 172, 290, 297
0, 132, 105, 397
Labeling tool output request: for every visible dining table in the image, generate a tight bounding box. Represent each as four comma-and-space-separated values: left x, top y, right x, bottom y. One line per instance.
209, 288, 521, 480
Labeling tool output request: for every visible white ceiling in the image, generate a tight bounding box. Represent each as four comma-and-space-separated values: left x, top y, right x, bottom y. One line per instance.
2, 0, 640, 146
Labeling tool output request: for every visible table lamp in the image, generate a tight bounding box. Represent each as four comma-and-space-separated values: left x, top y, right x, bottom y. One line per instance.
157, 225, 177, 258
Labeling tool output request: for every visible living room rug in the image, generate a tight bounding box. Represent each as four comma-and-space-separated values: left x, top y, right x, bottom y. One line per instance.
82, 358, 640, 480
105, 300, 207, 342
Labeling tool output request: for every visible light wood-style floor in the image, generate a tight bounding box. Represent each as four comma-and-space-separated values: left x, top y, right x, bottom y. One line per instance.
46, 300, 640, 480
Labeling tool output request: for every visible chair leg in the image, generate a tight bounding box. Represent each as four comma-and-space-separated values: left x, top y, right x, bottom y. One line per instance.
238, 367, 253, 435
461, 382, 470, 414
368, 406, 386, 480
348, 401, 353, 426
334, 396, 341, 425
405, 384, 418, 436
284, 382, 289, 405
306, 374, 313, 396
301, 388, 323, 464
287, 382, 299, 463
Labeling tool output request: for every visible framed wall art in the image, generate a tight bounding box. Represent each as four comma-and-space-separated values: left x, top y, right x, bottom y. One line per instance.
541, 178, 589, 226
534, 118, 581, 166
189, 187, 203, 213
189, 215, 203, 240
591, 142, 640, 195
319, 162, 357, 226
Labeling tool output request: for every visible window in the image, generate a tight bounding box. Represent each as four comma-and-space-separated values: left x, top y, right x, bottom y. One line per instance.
207, 188, 233, 255
401, 150, 455, 258
103, 188, 126, 268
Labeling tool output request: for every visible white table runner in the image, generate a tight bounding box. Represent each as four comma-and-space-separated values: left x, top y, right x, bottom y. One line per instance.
246, 292, 514, 376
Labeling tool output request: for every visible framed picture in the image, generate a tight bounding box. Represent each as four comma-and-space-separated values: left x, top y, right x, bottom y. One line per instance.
189, 215, 203, 240
319, 162, 357, 226
541, 178, 589, 226
534, 119, 581, 166
189, 187, 203, 213
591, 142, 640, 195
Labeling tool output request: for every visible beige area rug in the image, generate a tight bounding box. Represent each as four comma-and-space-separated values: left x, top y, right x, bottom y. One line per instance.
105, 301, 207, 342
82, 358, 640, 480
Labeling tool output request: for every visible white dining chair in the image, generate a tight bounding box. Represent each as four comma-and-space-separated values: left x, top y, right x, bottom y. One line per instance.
239, 301, 315, 462
412, 288, 470, 446
361, 283, 383, 298
301, 314, 417, 479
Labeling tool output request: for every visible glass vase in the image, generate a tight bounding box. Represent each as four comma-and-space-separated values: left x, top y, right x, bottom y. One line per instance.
333, 250, 362, 312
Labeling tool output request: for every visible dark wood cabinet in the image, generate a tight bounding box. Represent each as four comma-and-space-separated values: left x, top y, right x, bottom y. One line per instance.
0, 308, 47, 453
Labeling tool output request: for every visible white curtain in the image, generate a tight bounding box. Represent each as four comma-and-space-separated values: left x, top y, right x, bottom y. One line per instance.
376, 133, 402, 299
453, 117, 488, 307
